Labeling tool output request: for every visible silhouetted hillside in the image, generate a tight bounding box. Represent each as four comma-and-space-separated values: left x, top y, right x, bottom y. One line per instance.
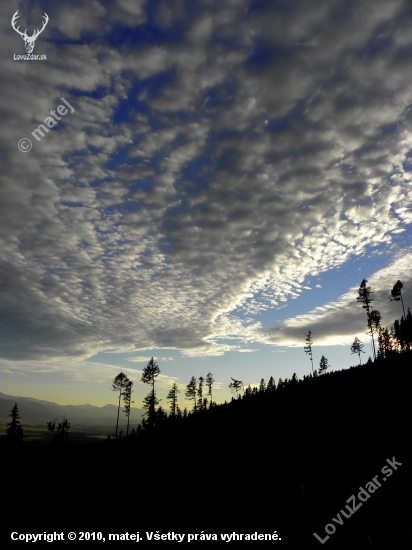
2, 352, 411, 547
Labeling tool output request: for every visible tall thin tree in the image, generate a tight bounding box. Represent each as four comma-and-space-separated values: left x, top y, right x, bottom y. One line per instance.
205, 372, 215, 407
141, 357, 160, 426
369, 309, 382, 353
304, 330, 314, 374
166, 382, 181, 416
123, 379, 134, 436
350, 336, 365, 365
197, 376, 204, 410
390, 280, 406, 318
111, 372, 130, 438
357, 279, 377, 361
185, 376, 197, 412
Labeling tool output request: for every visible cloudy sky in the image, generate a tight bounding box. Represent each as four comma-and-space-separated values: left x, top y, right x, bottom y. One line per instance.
1, 0, 411, 409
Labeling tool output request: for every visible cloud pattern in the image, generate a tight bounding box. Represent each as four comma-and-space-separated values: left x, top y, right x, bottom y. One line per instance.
0, 0, 411, 364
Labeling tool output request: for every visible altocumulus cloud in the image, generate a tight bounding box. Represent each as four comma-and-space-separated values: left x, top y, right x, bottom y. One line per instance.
0, 0, 411, 363
264, 250, 412, 347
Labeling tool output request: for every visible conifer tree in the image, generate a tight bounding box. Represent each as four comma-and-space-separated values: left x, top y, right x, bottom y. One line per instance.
205, 372, 215, 407
156, 406, 168, 423
259, 378, 266, 393
185, 376, 197, 411
291, 372, 298, 385
141, 358, 161, 427
304, 330, 314, 373
111, 372, 130, 438
350, 336, 364, 365
197, 376, 204, 410
378, 327, 393, 360
142, 390, 160, 423
390, 280, 406, 318
266, 376, 276, 392
357, 279, 377, 360
123, 379, 134, 436
6, 403, 23, 444
47, 418, 70, 444
369, 309, 381, 332
166, 382, 181, 416
319, 356, 329, 375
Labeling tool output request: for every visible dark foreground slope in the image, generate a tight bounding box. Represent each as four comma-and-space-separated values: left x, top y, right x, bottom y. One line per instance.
2, 356, 412, 548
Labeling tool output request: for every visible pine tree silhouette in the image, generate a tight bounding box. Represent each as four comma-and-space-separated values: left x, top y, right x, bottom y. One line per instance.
390, 280, 406, 318
6, 403, 23, 444
111, 372, 130, 438
357, 279, 377, 361
141, 358, 161, 427
185, 376, 197, 411
304, 330, 314, 373
350, 336, 365, 365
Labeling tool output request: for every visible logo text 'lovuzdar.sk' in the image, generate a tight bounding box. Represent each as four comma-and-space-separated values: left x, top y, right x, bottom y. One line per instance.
313, 456, 402, 545
11, 10, 48, 59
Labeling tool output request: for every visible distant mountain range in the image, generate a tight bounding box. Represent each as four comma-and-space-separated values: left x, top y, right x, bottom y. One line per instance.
0, 391, 145, 430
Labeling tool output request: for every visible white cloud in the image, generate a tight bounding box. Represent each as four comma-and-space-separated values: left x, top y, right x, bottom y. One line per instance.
263, 249, 412, 347
1, 0, 411, 364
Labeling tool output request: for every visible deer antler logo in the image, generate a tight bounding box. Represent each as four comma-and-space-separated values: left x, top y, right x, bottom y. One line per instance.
11, 11, 49, 54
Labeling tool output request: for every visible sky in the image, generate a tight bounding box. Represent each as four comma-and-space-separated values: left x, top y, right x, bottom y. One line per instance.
0, 0, 411, 410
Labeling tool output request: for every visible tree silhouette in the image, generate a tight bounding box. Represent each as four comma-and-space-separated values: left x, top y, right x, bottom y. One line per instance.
111, 372, 130, 438
396, 308, 412, 350
47, 418, 70, 444
357, 279, 377, 361
141, 358, 161, 426
319, 355, 329, 375
123, 379, 134, 436
6, 403, 23, 444
142, 390, 160, 414
166, 382, 181, 416
390, 280, 406, 318
304, 330, 314, 373
350, 336, 365, 365
228, 377, 243, 398
185, 376, 197, 411
266, 376, 276, 392
378, 327, 394, 360
369, 309, 382, 354
205, 372, 215, 407
156, 406, 168, 423
244, 384, 252, 397
198, 376, 204, 410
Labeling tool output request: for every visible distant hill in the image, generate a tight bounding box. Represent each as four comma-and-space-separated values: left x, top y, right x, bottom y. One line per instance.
0, 391, 145, 430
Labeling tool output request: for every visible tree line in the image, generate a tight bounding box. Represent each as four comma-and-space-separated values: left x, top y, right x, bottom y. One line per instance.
304, 278, 410, 373
3, 277, 409, 444
109, 359, 216, 436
